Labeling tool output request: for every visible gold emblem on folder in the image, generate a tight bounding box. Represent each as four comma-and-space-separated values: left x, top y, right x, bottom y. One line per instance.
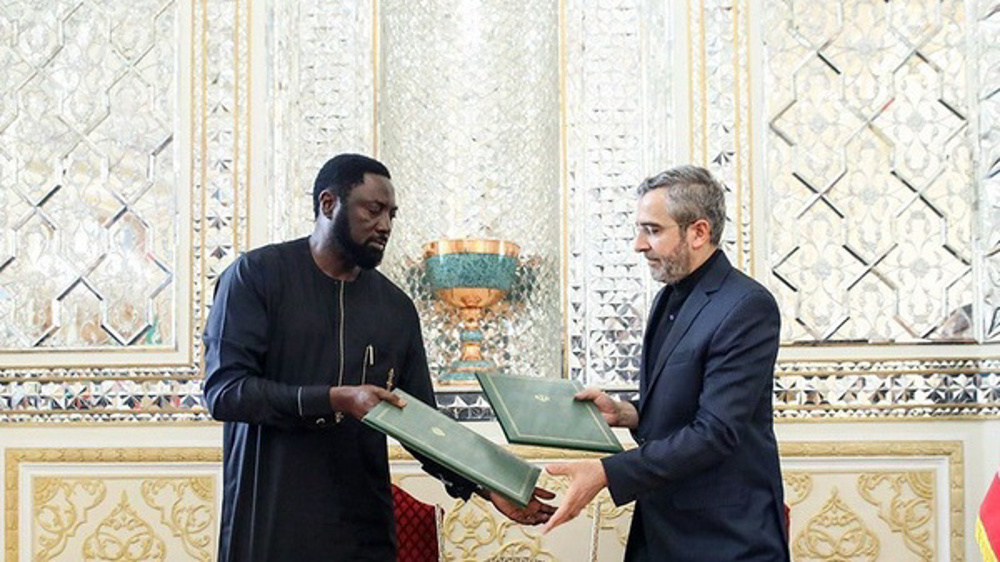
431, 427, 446, 437
534, 394, 550, 403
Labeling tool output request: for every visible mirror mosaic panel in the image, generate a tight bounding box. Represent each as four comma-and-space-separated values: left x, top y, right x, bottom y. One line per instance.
2, 0, 998, 422
0, 0, 178, 350
762, 0, 980, 343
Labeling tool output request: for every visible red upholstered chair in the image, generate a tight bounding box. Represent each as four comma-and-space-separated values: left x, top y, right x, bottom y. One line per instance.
784, 503, 791, 539
392, 484, 443, 562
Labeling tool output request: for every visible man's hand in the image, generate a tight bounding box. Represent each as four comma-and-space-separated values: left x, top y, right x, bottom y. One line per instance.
329, 384, 406, 420
481, 487, 556, 526
575, 387, 639, 429
541, 460, 608, 534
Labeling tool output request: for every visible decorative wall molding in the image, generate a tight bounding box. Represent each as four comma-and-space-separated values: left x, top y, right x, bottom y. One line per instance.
780, 440, 964, 561
1, 439, 969, 560
4, 447, 221, 561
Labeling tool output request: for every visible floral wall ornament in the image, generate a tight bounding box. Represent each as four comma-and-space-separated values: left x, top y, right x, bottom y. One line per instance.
793, 488, 881, 561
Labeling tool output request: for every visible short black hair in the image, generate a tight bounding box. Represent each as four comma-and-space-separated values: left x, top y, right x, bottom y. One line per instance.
313, 154, 391, 217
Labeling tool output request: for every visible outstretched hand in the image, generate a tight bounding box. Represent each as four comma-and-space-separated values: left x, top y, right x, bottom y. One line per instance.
541, 460, 608, 534
485, 487, 557, 526
329, 384, 406, 420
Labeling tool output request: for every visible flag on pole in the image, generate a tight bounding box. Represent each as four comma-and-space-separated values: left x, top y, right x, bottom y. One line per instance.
978, 469, 1000, 562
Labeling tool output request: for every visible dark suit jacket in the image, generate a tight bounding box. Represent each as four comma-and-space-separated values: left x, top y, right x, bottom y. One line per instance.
602, 253, 789, 562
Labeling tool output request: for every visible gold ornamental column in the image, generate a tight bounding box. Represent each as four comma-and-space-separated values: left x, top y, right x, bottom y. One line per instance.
377, 0, 561, 385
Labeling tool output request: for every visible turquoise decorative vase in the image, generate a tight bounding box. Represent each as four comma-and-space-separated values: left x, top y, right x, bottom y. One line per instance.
423, 239, 520, 385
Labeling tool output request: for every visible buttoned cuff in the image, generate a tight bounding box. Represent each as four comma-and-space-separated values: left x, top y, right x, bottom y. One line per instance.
298, 385, 335, 418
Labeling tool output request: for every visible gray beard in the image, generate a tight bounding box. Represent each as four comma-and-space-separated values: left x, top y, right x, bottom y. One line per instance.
651, 250, 690, 285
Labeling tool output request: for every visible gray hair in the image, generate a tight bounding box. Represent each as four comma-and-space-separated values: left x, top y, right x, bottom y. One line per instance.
636, 165, 726, 246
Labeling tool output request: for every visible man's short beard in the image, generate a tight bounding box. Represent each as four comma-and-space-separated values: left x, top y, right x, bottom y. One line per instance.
333, 207, 384, 269
651, 245, 691, 285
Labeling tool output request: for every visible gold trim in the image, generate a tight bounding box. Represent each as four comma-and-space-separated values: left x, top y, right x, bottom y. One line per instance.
232, 0, 240, 255
197, 0, 209, 358
857, 472, 934, 559
775, 414, 1000, 423
422, 239, 521, 258
5, 448, 221, 562
781, 340, 988, 354
775, 366, 998, 376
744, 0, 754, 273
699, 0, 706, 164
32, 477, 106, 560
388, 444, 616, 462
4, 411, 998, 426
0, 375, 204, 383
1, 347, 187, 358
687, 0, 694, 162
775, 403, 1000, 412
140, 477, 215, 560
2, 442, 967, 560
779, 441, 964, 561
244, 0, 252, 252
1, 421, 222, 428
372, 0, 380, 156
1, 408, 210, 416
189, 0, 199, 371
793, 487, 880, 559
733, 0, 743, 270
782, 473, 813, 506
82, 491, 168, 560
559, 0, 568, 380
4, 355, 990, 380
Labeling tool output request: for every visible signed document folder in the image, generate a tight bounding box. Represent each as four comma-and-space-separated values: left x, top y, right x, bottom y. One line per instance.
362, 389, 541, 506
477, 372, 624, 454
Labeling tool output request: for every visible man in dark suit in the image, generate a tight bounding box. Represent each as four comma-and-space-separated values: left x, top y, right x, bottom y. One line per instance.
544, 165, 789, 561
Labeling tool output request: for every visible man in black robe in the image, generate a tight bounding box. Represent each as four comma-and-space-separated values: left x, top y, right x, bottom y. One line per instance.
203, 153, 554, 561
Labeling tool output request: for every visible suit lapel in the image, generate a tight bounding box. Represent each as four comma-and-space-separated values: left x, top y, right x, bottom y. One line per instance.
640, 253, 733, 411
640, 291, 709, 410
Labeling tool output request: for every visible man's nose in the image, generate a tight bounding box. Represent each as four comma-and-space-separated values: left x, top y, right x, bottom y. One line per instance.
633, 232, 648, 253
375, 213, 392, 233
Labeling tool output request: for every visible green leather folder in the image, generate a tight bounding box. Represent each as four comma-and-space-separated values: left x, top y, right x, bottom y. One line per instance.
477, 372, 623, 454
362, 388, 540, 506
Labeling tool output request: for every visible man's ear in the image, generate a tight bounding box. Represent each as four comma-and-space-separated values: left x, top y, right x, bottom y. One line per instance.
319, 189, 338, 219
688, 218, 712, 249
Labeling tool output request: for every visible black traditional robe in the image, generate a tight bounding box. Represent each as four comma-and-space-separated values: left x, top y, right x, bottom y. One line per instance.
203, 237, 474, 561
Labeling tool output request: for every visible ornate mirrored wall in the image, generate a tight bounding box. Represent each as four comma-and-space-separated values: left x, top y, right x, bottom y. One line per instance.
761, 0, 1000, 418
0, 0, 179, 352
1, 0, 999, 422
0, 0, 246, 422
765, 1, 977, 343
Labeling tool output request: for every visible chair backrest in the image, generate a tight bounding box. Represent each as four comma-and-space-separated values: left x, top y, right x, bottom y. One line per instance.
392, 483, 442, 562
784, 503, 791, 539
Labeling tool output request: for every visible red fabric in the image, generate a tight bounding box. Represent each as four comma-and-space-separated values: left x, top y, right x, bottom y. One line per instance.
392, 484, 439, 562
784, 503, 790, 538
980, 472, 1000, 558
